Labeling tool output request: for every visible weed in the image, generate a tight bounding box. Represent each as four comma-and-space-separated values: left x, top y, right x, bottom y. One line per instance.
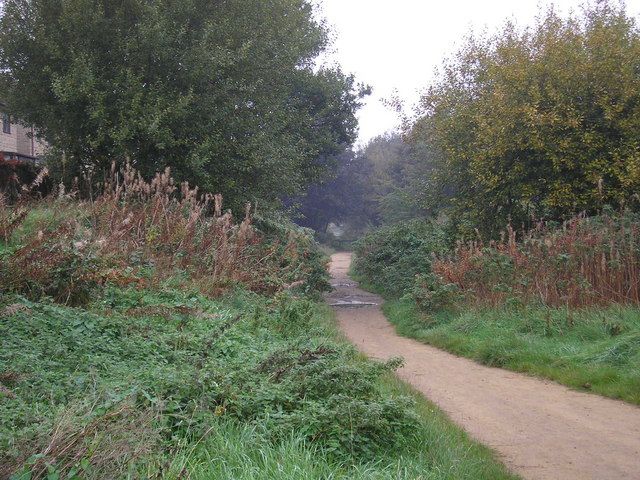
0, 163, 330, 304
435, 212, 640, 308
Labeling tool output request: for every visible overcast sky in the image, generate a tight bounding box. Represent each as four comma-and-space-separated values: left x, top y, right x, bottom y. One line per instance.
316, 0, 640, 146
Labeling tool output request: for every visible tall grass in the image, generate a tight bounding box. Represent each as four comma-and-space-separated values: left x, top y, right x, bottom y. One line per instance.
434, 212, 640, 308
0, 163, 327, 303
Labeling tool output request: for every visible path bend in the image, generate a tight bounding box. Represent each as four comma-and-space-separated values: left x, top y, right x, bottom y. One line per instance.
327, 252, 640, 480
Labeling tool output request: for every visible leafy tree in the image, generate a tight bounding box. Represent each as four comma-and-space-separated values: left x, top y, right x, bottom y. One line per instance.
294, 133, 420, 234
363, 133, 424, 223
293, 149, 375, 233
0, 0, 365, 210
409, 1, 640, 237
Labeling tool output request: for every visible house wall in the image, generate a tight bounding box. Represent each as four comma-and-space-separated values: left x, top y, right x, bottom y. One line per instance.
16, 124, 46, 158
0, 117, 18, 155
0, 110, 47, 160
16, 124, 34, 157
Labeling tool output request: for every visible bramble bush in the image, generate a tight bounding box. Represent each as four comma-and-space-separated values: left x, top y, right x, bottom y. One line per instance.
434, 211, 640, 308
356, 211, 640, 312
408, 273, 461, 313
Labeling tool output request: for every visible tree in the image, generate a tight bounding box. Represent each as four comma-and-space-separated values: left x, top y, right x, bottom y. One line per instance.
293, 148, 374, 233
409, 1, 640, 237
0, 0, 365, 210
294, 132, 420, 233
361, 133, 423, 223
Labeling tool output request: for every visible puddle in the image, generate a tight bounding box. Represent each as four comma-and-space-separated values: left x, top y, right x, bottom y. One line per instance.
329, 300, 378, 307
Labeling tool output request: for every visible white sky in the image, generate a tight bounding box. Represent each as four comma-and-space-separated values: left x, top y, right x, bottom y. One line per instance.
316, 0, 640, 146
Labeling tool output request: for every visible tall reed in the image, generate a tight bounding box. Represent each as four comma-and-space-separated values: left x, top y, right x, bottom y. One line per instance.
0, 163, 322, 302
434, 212, 640, 308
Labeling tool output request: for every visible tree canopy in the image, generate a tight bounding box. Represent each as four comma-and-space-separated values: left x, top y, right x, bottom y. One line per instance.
294, 133, 420, 234
409, 1, 640, 237
0, 0, 365, 209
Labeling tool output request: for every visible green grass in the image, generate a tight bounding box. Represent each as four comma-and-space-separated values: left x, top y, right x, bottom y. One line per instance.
157, 386, 517, 480
1, 196, 516, 479
0, 284, 517, 479
382, 298, 640, 405
176, 309, 518, 480
156, 378, 517, 480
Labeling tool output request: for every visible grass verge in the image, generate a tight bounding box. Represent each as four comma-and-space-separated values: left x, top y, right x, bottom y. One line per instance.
157, 375, 518, 480
381, 297, 640, 405
157, 325, 518, 480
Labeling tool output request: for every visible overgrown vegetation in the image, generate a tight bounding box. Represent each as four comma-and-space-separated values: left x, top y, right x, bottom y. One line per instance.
433, 211, 640, 308
352, 220, 449, 297
0, 169, 515, 479
0, 163, 329, 304
353, 212, 640, 403
0, 288, 410, 478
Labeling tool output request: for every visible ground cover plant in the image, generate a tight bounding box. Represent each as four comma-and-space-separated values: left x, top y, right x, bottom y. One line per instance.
0, 288, 517, 480
0, 169, 516, 479
0, 288, 402, 477
353, 212, 640, 404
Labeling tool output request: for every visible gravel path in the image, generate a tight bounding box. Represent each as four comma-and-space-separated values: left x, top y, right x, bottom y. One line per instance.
327, 252, 640, 480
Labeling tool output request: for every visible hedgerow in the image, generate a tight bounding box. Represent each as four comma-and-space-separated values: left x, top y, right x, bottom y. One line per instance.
351, 220, 449, 297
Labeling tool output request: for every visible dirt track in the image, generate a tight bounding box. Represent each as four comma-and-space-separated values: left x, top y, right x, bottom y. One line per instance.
327, 252, 640, 480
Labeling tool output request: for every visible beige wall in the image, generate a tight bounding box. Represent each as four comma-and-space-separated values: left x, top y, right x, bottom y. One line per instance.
16, 124, 34, 157
1, 111, 46, 159
0, 115, 18, 154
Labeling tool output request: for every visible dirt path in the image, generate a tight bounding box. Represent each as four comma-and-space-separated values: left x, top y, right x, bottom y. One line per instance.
327, 252, 640, 480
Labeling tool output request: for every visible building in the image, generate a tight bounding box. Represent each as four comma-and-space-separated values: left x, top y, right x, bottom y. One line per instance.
1, 107, 46, 162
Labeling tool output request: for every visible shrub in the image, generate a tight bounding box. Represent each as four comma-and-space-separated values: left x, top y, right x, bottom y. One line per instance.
239, 344, 416, 460
352, 220, 449, 297
0, 222, 103, 304
408, 273, 461, 312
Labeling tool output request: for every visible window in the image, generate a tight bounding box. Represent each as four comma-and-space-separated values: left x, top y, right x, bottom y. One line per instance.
2, 113, 10, 134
